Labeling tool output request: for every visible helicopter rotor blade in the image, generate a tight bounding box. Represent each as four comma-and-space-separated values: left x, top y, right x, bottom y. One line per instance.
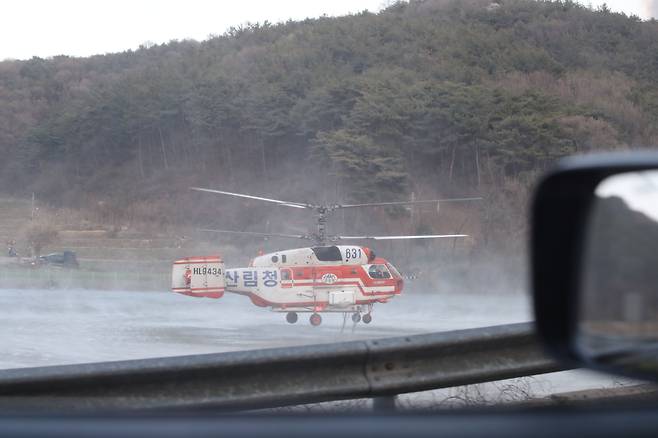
199, 229, 311, 240
337, 197, 482, 209
191, 187, 313, 209
335, 234, 469, 240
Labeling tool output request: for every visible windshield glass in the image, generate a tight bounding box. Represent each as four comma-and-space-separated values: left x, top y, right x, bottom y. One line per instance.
385, 263, 402, 279
367, 264, 391, 279
0, 0, 649, 411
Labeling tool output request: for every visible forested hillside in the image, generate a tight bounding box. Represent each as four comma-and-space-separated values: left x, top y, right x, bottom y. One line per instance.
1, 0, 657, 251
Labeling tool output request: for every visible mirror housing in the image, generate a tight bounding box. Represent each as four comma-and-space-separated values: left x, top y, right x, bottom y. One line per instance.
532, 152, 658, 380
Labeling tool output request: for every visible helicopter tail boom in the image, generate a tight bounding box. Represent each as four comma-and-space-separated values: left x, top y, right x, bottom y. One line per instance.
172, 256, 225, 298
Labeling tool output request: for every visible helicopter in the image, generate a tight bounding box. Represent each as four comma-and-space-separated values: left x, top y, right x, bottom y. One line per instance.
171, 188, 481, 326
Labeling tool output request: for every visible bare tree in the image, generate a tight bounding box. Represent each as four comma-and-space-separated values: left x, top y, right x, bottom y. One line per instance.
21, 221, 59, 257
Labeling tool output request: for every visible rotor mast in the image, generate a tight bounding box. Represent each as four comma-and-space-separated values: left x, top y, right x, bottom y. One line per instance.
315, 207, 329, 246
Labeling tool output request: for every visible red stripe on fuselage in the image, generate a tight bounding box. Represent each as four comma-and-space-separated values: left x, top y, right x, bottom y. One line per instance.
174, 290, 224, 298
173, 287, 226, 292
289, 281, 398, 296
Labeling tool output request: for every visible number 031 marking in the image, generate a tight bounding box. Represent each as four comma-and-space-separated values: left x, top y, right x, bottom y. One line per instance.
345, 248, 362, 260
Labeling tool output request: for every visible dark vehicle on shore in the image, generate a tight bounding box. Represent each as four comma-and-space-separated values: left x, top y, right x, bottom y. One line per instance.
37, 251, 79, 269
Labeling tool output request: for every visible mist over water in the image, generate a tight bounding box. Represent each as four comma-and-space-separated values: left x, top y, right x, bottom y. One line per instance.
0, 287, 530, 370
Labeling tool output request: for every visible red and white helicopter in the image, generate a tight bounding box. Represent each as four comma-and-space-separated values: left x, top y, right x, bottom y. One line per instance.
172, 188, 480, 326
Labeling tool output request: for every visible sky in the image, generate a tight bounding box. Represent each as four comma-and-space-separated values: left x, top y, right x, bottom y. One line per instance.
1, 0, 657, 61
597, 171, 658, 221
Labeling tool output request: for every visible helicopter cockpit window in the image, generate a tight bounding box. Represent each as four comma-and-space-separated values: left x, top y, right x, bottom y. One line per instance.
311, 246, 342, 261
386, 263, 402, 279
368, 264, 391, 279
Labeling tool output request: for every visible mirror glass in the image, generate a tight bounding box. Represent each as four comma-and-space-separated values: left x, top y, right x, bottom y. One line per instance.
578, 170, 658, 375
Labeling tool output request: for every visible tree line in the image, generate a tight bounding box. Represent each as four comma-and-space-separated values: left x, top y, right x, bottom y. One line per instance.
1, 0, 657, 249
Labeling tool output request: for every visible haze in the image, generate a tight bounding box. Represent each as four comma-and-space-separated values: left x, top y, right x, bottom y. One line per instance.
2, 0, 656, 61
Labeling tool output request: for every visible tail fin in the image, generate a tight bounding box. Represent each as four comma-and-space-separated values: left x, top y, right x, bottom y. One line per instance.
172, 256, 225, 298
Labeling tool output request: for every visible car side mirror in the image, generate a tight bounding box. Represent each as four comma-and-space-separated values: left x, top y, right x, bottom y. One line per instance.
532, 152, 658, 380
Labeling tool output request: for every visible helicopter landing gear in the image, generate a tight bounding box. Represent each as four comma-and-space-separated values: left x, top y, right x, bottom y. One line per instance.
351, 312, 361, 323
286, 312, 298, 324
310, 313, 322, 326
362, 313, 372, 324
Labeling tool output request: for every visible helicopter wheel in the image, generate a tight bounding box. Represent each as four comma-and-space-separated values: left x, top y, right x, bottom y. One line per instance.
362, 313, 372, 324
351, 312, 361, 323
310, 313, 322, 326
286, 312, 298, 324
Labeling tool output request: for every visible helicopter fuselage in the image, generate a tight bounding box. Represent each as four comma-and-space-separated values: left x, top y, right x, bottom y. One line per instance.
172, 245, 403, 325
